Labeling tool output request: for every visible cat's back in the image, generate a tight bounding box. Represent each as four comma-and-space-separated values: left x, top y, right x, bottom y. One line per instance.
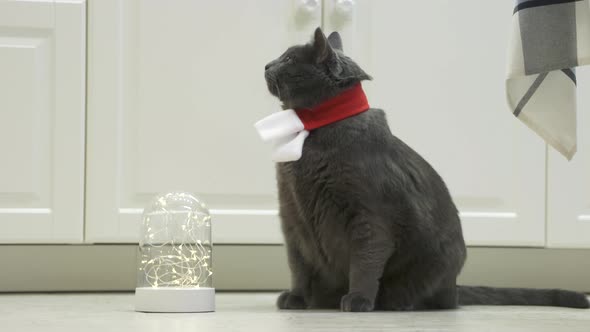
301, 108, 430, 168
281, 107, 458, 228
276, 106, 462, 271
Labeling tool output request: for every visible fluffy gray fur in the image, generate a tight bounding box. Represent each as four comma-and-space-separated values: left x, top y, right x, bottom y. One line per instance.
264, 27, 589, 312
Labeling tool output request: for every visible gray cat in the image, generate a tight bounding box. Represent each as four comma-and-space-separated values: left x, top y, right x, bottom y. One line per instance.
264, 27, 589, 312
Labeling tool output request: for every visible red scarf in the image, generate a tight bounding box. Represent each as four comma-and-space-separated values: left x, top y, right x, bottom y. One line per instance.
295, 83, 370, 130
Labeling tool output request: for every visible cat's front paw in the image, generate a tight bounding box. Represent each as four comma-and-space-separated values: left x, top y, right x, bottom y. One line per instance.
277, 291, 307, 310
340, 292, 374, 312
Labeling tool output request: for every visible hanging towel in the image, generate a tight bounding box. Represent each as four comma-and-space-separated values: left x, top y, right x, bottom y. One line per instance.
507, 0, 590, 160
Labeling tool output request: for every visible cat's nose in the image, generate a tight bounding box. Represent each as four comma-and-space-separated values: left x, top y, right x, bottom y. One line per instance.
265, 60, 277, 71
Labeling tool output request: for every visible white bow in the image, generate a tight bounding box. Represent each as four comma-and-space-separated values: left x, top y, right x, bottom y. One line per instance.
254, 109, 309, 162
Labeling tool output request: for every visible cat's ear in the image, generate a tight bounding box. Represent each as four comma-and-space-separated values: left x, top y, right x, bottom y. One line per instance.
313, 27, 335, 63
313, 27, 344, 77
327, 32, 343, 51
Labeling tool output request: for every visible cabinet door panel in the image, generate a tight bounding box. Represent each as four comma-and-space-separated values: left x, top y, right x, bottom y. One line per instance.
86, 0, 321, 243
337, 0, 546, 246
0, 0, 85, 243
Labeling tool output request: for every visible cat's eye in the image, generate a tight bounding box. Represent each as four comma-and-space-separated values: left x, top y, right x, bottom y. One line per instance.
283, 56, 293, 63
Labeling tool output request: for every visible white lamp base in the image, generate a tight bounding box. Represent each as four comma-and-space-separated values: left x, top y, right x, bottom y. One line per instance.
135, 287, 215, 313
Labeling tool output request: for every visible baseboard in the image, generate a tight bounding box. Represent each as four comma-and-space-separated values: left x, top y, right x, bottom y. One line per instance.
0, 245, 588, 292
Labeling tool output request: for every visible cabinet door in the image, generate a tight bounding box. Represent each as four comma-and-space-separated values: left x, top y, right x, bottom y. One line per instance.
86, 0, 322, 243
0, 0, 85, 243
547, 66, 590, 248
335, 0, 546, 246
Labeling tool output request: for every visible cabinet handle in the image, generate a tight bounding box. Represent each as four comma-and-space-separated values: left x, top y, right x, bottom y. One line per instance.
297, 0, 320, 16
334, 0, 355, 20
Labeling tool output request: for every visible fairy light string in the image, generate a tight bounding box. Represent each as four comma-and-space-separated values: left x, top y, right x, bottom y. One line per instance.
139, 195, 212, 288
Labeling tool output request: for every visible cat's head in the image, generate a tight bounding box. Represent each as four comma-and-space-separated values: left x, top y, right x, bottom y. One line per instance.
264, 27, 371, 110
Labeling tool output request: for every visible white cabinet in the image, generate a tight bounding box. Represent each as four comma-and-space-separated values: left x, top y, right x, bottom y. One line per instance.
85, 0, 548, 246
0, 0, 86, 243
344, 0, 546, 246
0, 0, 584, 247
548, 66, 590, 248
85, 0, 321, 243
80, 0, 580, 247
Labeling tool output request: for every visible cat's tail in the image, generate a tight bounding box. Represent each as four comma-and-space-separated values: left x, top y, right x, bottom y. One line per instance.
457, 285, 589, 309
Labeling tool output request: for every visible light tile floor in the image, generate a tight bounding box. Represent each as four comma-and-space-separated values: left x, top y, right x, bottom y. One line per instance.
0, 293, 589, 332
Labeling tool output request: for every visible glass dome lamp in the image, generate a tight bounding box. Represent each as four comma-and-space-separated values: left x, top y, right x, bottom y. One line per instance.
135, 192, 215, 312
